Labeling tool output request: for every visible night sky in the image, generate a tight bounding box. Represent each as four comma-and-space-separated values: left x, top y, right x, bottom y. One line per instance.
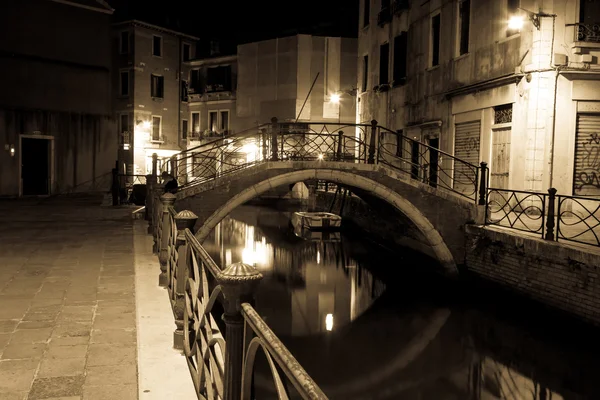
109, 0, 359, 55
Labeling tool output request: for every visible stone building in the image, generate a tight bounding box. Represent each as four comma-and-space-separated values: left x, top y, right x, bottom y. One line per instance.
113, 19, 198, 175
236, 35, 358, 127
0, 0, 115, 197
358, 0, 600, 197
186, 52, 239, 148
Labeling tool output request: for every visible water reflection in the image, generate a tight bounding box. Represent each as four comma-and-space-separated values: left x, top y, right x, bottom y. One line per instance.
205, 206, 386, 336
206, 205, 600, 400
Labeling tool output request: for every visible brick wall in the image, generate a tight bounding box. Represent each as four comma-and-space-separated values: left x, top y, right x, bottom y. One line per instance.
465, 225, 600, 326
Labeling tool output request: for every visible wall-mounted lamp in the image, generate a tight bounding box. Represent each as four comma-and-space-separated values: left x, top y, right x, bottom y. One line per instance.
510, 7, 556, 31
10, 145, 15, 157
329, 93, 341, 104
123, 143, 130, 150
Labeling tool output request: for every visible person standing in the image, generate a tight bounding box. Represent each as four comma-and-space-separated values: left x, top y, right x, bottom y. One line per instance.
161, 171, 178, 194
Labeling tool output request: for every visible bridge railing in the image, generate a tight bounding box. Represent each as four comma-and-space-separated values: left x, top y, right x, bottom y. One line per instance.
157, 117, 485, 204
149, 191, 327, 400
485, 187, 600, 248
377, 126, 482, 202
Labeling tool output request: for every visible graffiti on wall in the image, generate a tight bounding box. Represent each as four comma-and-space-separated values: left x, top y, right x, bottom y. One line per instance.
574, 132, 600, 194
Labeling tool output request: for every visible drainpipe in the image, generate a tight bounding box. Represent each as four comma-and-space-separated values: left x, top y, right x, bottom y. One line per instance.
548, 67, 560, 189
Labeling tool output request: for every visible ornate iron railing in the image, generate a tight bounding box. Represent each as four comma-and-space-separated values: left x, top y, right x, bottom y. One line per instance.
485, 187, 600, 248
156, 118, 484, 204
377, 128, 482, 202
150, 191, 327, 399
575, 22, 600, 43
557, 194, 600, 247
485, 188, 547, 237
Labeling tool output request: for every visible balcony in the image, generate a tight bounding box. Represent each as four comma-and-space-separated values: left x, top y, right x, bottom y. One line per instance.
391, 0, 409, 15
377, 7, 391, 27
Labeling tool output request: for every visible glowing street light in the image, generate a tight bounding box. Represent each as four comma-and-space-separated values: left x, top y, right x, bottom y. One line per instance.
508, 15, 524, 30
142, 120, 152, 129
318, 154, 324, 161
330, 93, 341, 104
325, 314, 334, 331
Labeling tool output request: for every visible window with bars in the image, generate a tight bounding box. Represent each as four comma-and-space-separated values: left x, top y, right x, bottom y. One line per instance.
494, 104, 513, 124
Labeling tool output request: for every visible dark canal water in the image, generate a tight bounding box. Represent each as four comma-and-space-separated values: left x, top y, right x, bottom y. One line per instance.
205, 204, 600, 400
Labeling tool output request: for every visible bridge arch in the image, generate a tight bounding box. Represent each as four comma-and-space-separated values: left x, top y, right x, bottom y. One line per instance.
194, 169, 458, 275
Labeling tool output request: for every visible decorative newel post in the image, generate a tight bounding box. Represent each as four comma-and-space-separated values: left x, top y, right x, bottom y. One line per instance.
217, 263, 263, 400
145, 174, 156, 232
172, 210, 198, 350
368, 119, 378, 164
158, 193, 176, 287
545, 187, 557, 241
478, 162, 488, 206
271, 117, 279, 161
337, 130, 344, 161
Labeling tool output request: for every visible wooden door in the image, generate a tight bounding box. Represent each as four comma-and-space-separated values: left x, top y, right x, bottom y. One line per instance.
490, 127, 511, 189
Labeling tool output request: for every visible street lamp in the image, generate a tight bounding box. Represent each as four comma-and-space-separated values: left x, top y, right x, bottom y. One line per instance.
330, 93, 341, 104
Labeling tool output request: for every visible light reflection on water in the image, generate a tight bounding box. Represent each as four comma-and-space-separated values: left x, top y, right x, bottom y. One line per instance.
206, 205, 600, 400
205, 206, 386, 336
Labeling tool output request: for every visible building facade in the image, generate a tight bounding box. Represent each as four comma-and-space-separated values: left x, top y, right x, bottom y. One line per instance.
237, 35, 358, 127
359, 0, 600, 197
0, 0, 115, 197
112, 20, 198, 175
186, 54, 239, 148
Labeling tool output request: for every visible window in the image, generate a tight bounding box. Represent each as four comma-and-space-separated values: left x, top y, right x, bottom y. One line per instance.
151, 116, 161, 141
363, 0, 370, 27
182, 120, 188, 140
220, 111, 229, 133
119, 114, 130, 145
190, 69, 201, 93
206, 66, 232, 92
151, 74, 164, 98
191, 112, 200, 137
119, 31, 129, 54
152, 35, 162, 57
119, 70, 129, 96
431, 13, 441, 67
458, 0, 470, 55
379, 43, 389, 85
362, 55, 369, 92
209, 111, 218, 133
183, 43, 191, 61
507, 0, 520, 36
393, 32, 408, 85
181, 80, 188, 102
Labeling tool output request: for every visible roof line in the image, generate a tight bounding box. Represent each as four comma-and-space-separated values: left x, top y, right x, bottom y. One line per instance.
49, 0, 114, 14
113, 20, 199, 40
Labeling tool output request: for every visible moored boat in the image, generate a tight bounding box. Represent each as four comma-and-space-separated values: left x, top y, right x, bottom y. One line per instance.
291, 211, 342, 231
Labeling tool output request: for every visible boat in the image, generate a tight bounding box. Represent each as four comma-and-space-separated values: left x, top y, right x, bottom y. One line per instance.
291, 211, 342, 231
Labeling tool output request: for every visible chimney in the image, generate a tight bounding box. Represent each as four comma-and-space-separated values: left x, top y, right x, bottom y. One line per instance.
210, 40, 220, 56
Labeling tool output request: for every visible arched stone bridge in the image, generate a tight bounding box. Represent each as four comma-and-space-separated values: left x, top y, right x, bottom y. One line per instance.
174, 160, 478, 275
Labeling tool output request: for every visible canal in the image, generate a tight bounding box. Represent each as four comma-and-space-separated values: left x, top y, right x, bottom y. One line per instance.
203, 204, 600, 400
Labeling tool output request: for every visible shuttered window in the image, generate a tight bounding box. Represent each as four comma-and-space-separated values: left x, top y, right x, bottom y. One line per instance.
573, 114, 600, 196
454, 120, 480, 193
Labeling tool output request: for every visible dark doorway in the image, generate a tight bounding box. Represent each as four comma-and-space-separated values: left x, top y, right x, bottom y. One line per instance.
428, 137, 439, 188
21, 138, 50, 195
410, 139, 420, 180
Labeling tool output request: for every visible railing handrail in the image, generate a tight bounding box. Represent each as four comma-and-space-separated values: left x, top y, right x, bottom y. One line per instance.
185, 228, 223, 278
241, 303, 328, 400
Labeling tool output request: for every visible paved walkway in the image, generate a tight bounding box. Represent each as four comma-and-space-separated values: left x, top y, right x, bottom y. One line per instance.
0, 194, 195, 400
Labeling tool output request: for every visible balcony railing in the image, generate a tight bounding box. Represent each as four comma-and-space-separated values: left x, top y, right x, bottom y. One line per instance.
575, 22, 600, 43
377, 7, 391, 26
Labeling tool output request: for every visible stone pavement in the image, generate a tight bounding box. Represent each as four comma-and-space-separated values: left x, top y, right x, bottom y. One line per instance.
0, 194, 195, 400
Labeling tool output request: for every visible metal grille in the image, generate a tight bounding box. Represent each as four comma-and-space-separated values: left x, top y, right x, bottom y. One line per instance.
573, 113, 600, 196
454, 121, 481, 195
494, 104, 513, 124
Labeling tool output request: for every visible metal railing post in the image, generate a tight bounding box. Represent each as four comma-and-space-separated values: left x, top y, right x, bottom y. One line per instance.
337, 130, 344, 161
111, 167, 119, 206
545, 188, 557, 241
271, 117, 279, 161
152, 152, 158, 178
478, 162, 488, 206
368, 119, 378, 164
172, 210, 198, 349
217, 263, 263, 400
159, 193, 176, 287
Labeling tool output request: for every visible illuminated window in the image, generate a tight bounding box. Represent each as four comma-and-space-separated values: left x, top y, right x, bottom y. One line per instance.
191, 112, 200, 137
